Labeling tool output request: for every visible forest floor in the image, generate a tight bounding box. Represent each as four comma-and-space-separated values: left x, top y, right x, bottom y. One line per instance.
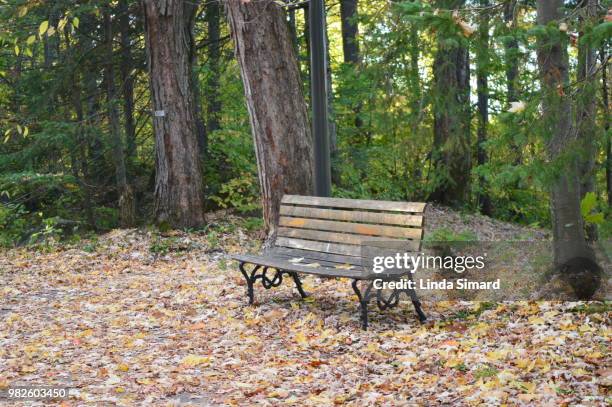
0, 206, 610, 406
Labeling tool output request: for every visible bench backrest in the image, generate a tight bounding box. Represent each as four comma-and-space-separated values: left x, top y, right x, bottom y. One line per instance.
275, 195, 426, 265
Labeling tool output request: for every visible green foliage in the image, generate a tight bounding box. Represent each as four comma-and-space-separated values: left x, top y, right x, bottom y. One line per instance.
580, 192, 604, 226
425, 228, 477, 242
210, 172, 260, 214
0, 203, 28, 246
0, 0, 608, 246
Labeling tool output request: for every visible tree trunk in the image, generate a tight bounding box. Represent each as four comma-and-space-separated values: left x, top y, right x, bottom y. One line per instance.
340, 0, 359, 64
340, 0, 362, 133
104, 9, 136, 227
576, 0, 598, 241
225, 0, 314, 236
118, 0, 137, 166
142, 0, 206, 228
430, 0, 471, 206
325, 23, 339, 186
476, 0, 492, 216
70, 29, 96, 229
536, 0, 599, 298
503, 0, 522, 165
602, 48, 611, 209
206, 0, 222, 134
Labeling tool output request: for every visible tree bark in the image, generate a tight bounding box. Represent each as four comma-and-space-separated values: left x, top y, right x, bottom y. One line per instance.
325, 23, 339, 186
430, 0, 471, 206
340, 0, 359, 64
206, 0, 222, 134
602, 48, 611, 209
118, 0, 137, 166
104, 9, 136, 227
536, 0, 599, 298
503, 0, 522, 165
476, 0, 492, 216
225, 0, 314, 236
576, 0, 598, 241
142, 0, 206, 228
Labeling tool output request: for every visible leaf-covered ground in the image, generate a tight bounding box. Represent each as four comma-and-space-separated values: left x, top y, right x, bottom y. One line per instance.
1, 216, 610, 406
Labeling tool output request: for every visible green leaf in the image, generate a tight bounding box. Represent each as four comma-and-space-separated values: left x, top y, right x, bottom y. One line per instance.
39, 20, 49, 37
14, 45, 19, 56
580, 192, 597, 218
584, 212, 604, 225
72, 17, 79, 29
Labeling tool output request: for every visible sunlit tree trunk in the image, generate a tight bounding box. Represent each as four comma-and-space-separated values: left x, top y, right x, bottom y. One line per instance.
225, 0, 314, 237
142, 0, 206, 228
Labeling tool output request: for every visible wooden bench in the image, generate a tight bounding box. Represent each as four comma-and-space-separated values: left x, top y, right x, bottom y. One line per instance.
231, 195, 428, 329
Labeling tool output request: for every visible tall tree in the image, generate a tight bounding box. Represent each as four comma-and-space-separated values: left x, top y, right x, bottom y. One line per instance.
536, 0, 599, 297
340, 0, 359, 64
476, 0, 492, 216
142, 0, 206, 228
603, 49, 611, 209
206, 0, 222, 134
118, 0, 137, 165
576, 0, 599, 240
429, 0, 471, 206
104, 8, 135, 227
225, 0, 314, 236
503, 0, 522, 165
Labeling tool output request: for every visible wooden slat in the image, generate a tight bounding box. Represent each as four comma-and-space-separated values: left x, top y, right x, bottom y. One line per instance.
280, 205, 423, 227
279, 217, 423, 240
270, 247, 364, 266
231, 254, 365, 278
282, 195, 427, 213
276, 237, 363, 257
277, 227, 411, 246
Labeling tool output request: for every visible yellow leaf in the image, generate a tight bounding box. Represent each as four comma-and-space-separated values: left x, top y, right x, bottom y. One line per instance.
18, 7, 28, 17
294, 332, 308, 346
486, 350, 507, 361
27, 35, 36, 45
39, 20, 49, 37
58, 17, 68, 31
46, 26, 56, 37
445, 357, 463, 368
528, 316, 545, 325
72, 17, 80, 29
14, 45, 19, 56
117, 363, 129, 372
181, 354, 210, 367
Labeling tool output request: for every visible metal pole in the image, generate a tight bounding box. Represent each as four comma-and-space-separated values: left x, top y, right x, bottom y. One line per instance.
309, 0, 331, 197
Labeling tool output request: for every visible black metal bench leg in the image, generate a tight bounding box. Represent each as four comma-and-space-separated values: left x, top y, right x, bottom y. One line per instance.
412, 299, 427, 323
289, 272, 308, 299
238, 262, 258, 305
351, 280, 373, 330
